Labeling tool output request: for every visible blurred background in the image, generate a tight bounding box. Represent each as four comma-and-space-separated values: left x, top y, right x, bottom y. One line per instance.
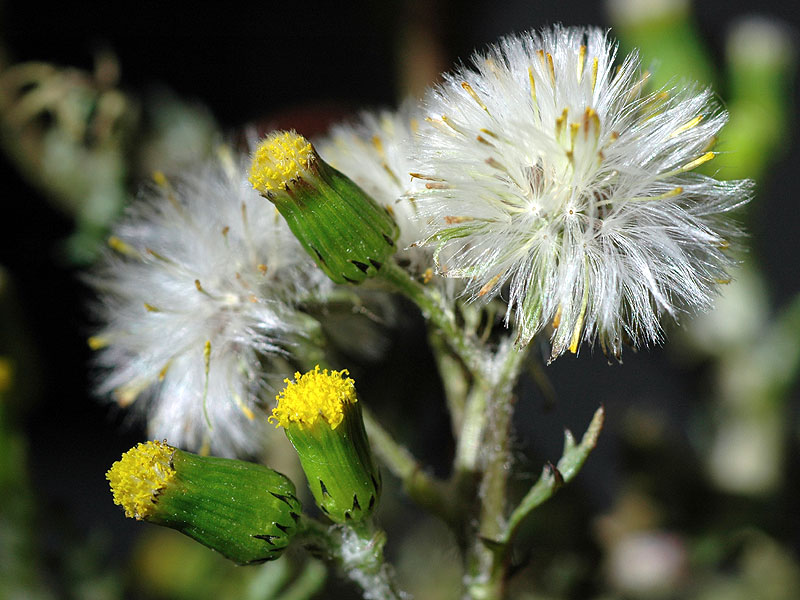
1, 0, 799, 598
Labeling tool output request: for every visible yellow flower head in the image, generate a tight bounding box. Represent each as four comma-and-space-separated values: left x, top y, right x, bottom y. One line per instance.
270, 366, 357, 430
249, 130, 315, 193
106, 440, 176, 520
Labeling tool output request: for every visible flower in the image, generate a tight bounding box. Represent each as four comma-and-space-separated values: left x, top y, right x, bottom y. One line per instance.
107, 440, 302, 563
88, 150, 332, 457
414, 25, 750, 358
248, 130, 399, 285
270, 366, 381, 523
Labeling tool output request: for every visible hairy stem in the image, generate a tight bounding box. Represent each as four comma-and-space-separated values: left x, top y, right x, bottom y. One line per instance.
379, 260, 487, 374
464, 341, 529, 600
297, 517, 406, 600
428, 329, 470, 434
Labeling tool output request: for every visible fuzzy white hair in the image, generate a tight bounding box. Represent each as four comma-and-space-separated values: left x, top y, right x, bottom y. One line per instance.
414, 25, 750, 358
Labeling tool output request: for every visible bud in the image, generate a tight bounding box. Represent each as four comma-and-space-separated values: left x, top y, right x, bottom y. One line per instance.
106, 441, 302, 564
249, 131, 399, 284
270, 366, 381, 523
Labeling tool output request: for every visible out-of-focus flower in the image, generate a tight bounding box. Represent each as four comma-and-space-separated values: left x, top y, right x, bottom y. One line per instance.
88, 150, 331, 457
414, 25, 749, 357
607, 531, 687, 596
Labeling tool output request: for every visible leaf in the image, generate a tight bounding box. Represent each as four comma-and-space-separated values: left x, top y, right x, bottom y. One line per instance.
502, 406, 605, 543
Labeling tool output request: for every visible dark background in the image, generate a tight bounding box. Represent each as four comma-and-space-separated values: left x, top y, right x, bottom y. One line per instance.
1, 0, 799, 594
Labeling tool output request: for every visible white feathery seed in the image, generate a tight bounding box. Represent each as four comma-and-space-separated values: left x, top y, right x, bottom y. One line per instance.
88, 150, 332, 457
414, 25, 750, 358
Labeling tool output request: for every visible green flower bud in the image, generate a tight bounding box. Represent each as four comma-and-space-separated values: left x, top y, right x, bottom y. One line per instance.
270, 366, 381, 523
248, 131, 399, 284
106, 441, 302, 564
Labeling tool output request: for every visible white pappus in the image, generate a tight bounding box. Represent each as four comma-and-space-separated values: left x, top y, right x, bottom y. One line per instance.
88, 149, 332, 457
413, 25, 750, 358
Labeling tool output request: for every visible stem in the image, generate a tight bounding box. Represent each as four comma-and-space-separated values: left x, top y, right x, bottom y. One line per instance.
464, 341, 529, 600
379, 261, 487, 374
363, 408, 457, 526
502, 406, 605, 544
428, 329, 469, 434
452, 377, 490, 483
297, 516, 406, 600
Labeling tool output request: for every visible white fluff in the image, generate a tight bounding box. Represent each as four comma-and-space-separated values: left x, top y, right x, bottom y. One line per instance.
89, 152, 332, 457
414, 25, 750, 358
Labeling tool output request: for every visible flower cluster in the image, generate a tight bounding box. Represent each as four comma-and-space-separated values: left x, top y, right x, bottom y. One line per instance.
89, 150, 331, 457
412, 25, 748, 357
89, 25, 749, 460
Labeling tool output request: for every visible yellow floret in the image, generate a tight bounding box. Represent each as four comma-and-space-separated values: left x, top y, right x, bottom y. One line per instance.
249, 130, 314, 193
106, 440, 176, 520
270, 365, 357, 430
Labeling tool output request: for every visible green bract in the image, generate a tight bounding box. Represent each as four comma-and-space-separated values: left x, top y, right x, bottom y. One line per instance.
249, 130, 399, 284
107, 442, 302, 565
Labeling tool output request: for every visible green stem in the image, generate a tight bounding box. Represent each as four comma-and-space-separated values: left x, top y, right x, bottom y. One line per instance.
363, 408, 457, 526
452, 376, 490, 483
379, 260, 487, 374
276, 560, 327, 600
503, 405, 604, 545
428, 329, 469, 434
464, 341, 529, 600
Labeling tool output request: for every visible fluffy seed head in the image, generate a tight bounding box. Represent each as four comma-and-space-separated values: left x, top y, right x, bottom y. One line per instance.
89, 151, 331, 456
415, 25, 749, 358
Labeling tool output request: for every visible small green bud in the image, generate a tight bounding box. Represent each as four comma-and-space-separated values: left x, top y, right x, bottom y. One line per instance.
270, 366, 381, 523
249, 131, 399, 284
107, 441, 302, 564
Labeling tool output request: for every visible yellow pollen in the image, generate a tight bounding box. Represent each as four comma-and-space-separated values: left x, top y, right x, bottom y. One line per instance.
577, 45, 587, 81
152, 170, 168, 187
546, 52, 555, 84
270, 365, 357, 430
680, 151, 716, 172
371, 135, 386, 160
87, 335, 109, 350
107, 236, 139, 258
552, 305, 563, 329
106, 441, 176, 520
478, 272, 504, 297
528, 66, 537, 103
441, 115, 463, 133
669, 115, 703, 138
461, 81, 490, 114
158, 360, 171, 381
249, 130, 314, 193
114, 378, 150, 407
444, 215, 475, 224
